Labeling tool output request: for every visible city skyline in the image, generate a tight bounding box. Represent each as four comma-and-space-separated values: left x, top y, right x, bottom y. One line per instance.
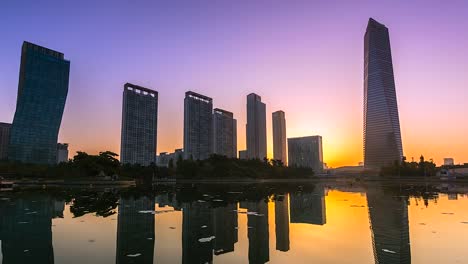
1, 1, 468, 167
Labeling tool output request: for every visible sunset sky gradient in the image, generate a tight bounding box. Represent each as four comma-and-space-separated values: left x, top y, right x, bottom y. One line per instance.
1, 0, 467, 167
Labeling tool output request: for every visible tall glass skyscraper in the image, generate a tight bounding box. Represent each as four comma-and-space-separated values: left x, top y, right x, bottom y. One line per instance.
9, 42, 70, 164
120, 83, 158, 166
364, 18, 403, 169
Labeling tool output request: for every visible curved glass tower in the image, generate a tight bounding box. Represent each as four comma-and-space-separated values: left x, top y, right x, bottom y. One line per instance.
9, 42, 70, 164
364, 18, 403, 169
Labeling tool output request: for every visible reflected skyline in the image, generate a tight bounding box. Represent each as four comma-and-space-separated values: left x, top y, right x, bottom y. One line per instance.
2, 183, 468, 263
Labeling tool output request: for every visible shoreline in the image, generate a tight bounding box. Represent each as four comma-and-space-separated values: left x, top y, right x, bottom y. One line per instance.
3, 174, 467, 188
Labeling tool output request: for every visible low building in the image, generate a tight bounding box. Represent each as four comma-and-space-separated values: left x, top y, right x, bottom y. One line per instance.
57, 143, 69, 163
157, 149, 184, 167
444, 158, 454, 166
287, 136, 323, 174
0, 123, 11, 160
239, 150, 247, 160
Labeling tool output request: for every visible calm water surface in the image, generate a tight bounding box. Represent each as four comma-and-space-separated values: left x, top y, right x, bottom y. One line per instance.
1, 182, 468, 264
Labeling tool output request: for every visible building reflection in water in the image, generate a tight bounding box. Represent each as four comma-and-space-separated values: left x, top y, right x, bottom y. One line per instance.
182, 201, 214, 264
0, 194, 64, 264
240, 200, 269, 264
213, 203, 238, 255
116, 195, 155, 264
274, 194, 290, 252
290, 186, 326, 225
367, 185, 411, 264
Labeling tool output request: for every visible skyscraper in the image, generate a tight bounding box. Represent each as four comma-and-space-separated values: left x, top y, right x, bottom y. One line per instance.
9, 41, 70, 164
246, 93, 267, 160
364, 18, 403, 169
120, 83, 158, 166
288, 136, 323, 174
184, 91, 213, 160
212, 108, 237, 158
0, 122, 11, 160
272, 110, 287, 164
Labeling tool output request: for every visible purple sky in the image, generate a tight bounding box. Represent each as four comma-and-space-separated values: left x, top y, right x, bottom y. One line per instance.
1, 0, 467, 166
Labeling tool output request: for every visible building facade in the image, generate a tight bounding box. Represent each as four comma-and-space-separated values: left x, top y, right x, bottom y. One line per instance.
444, 158, 454, 166
212, 108, 237, 158
246, 93, 267, 160
120, 83, 158, 166
287, 136, 323, 174
9, 42, 70, 164
184, 91, 213, 160
56, 143, 69, 163
0, 123, 11, 160
272, 110, 287, 164
364, 18, 403, 169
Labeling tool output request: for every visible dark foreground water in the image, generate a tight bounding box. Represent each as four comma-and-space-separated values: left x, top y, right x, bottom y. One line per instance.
1, 181, 468, 264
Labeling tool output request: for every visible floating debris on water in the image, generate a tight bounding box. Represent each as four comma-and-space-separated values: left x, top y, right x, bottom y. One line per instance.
18, 221, 29, 224
350, 205, 365, 208
419, 223, 426, 225
169, 227, 176, 229
197, 200, 206, 203
442, 212, 454, 215
227, 191, 242, 194
23, 250, 29, 253
201, 225, 208, 228
212, 199, 223, 202
25, 211, 38, 215
460, 222, 468, 224
127, 253, 142, 258
147, 238, 153, 240
88, 239, 95, 243
198, 236, 216, 243
382, 249, 396, 254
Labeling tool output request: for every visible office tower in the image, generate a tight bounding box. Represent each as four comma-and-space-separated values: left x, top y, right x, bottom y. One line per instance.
367, 184, 411, 264
243, 200, 269, 264
184, 91, 213, 160
116, 195, 155, 264
120, 83, 158, 166
272, 111, 287, 164
0, 123, 11, 160
182, 201, 214, 264
290, 186, 326, 225
8, 41, 70, 164
212, 108, 237, 158
56, 143, 68, 163
275, 194, 290, 252
246, 93, 267, 160
287, 136, 323, 174
364, 18, 403, 169
213, 203, 238, 255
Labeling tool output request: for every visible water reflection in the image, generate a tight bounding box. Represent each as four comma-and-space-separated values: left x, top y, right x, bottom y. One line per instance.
1, 182, 468, 263
367, 184, 411, 264
116, 195, 155, 264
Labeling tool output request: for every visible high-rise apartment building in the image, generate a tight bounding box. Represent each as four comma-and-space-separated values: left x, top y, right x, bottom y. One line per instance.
287, 136, 323, 174
364, 18, 403, 169
9, 42, 70, 164
120, 83, 158, 166
184, 91, 213, 160
212, 108, 237, 158
246, 93, 266, 160
272, 110, 287, 164
0, 123, 11, 160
